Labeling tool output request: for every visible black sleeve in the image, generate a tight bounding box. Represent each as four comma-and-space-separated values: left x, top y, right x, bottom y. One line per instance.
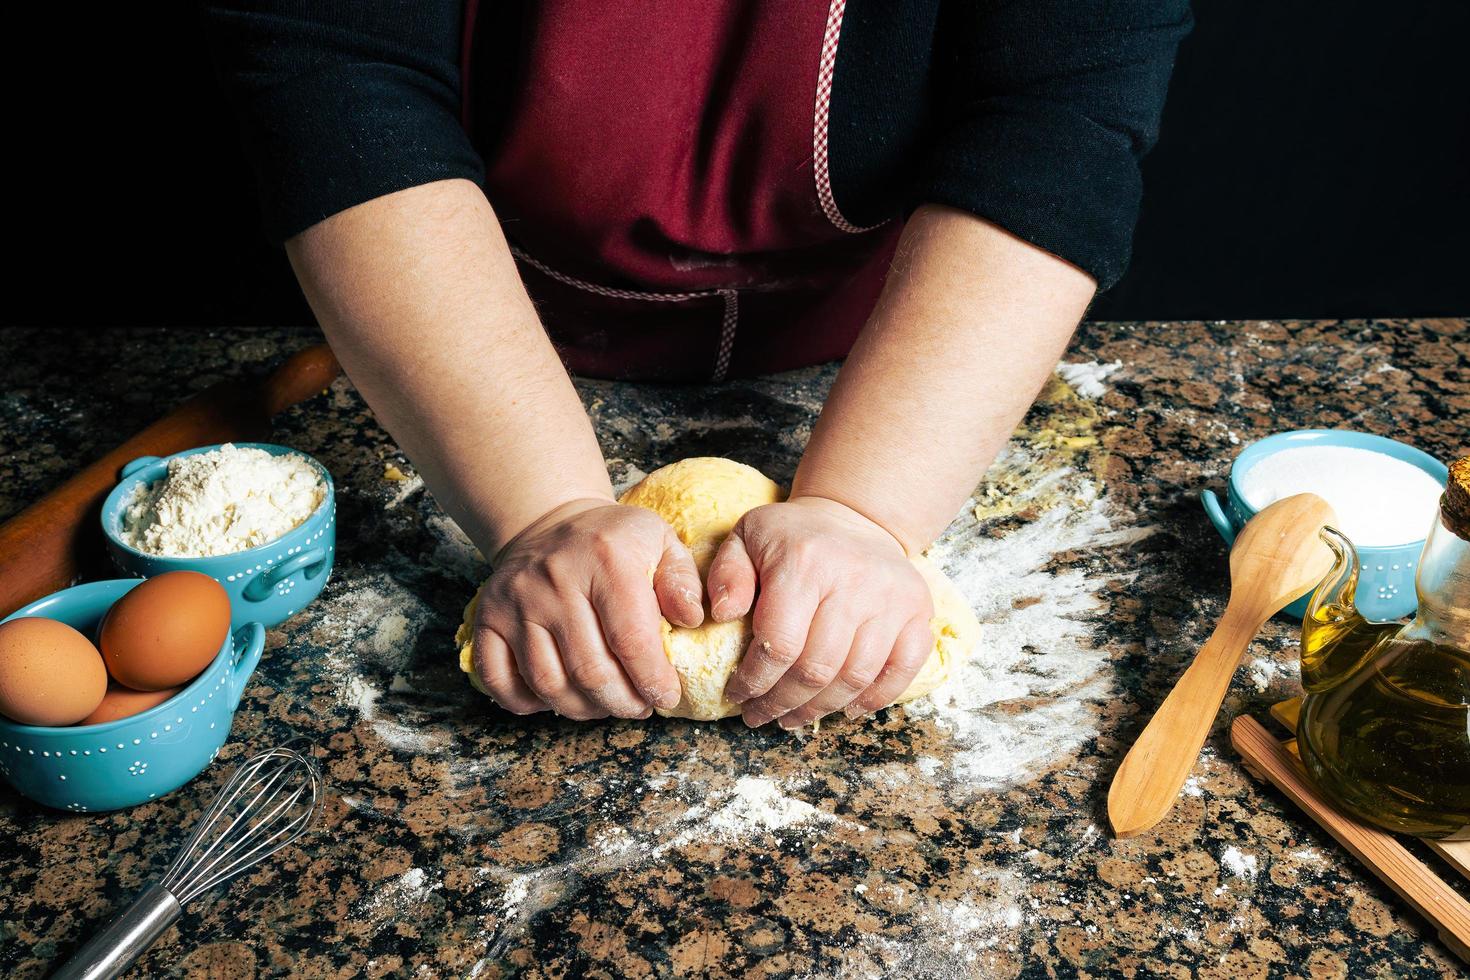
201, 0, 484, 243
915, 1, 1192, 289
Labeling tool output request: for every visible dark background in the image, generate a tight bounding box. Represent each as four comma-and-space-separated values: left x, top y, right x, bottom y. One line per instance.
8, 0, 1468, 328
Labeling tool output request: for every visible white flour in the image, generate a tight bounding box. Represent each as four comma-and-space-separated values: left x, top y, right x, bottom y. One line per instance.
832, 869, 1029, 978
1055, 360, 1123, 399
1236, 444, 1443, 545
1220, 846, 1259, 881
675, 775, 847, 844
906, 478, 1151, 791
353, 867, 442, 937
312, 575, 456, 756
121, 443, 324, 556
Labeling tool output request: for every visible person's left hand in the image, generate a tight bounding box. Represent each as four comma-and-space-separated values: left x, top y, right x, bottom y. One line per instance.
706, 496, 934, 728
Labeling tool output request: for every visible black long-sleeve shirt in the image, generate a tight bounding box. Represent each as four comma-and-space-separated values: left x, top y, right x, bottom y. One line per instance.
204, 0, 1190, 289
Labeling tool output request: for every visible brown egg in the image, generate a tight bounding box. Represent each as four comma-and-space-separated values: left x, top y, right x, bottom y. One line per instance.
100, 572, 231, 691
0, 617, 108, 726
77, 682, 182, 726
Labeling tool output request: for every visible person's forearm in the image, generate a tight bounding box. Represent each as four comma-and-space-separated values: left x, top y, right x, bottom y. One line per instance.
287, 179, 613, 557
793, 204, 1097, 554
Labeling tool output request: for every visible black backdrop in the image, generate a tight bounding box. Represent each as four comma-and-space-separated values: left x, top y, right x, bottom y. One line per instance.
8, 1, 1468, 329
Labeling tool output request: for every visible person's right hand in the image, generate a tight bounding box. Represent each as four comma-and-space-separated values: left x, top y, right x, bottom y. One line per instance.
469, 498, 704, 719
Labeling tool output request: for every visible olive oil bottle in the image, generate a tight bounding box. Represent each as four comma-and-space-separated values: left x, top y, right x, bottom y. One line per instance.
1298, 457, 1470, 840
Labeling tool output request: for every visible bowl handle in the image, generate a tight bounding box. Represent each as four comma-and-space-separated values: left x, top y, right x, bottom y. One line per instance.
242, 546, 328, 602
120, 456, 162, 480
230, 623, 266, 710
1200, 489, 1239, 547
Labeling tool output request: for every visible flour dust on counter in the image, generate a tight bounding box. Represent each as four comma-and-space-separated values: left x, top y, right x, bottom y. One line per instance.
911, 476, 1151, 791
1054, 359, 1124, 399
306, 358, 1164, 976
352, 866, 444, 939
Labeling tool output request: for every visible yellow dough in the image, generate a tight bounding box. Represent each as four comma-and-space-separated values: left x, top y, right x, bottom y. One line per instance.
457, 457, 979, 720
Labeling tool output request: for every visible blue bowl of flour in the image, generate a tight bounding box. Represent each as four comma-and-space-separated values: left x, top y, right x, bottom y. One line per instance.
1201, 429, 1448, 621
100, 443, 336, 629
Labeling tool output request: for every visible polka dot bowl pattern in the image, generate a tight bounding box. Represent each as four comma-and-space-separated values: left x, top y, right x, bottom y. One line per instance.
1200, 429, 1448, 622
0, 580, 265, 812
99, 443, 336, 629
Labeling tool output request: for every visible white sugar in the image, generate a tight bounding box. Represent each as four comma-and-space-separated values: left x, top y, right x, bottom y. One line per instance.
1237, 445, 1442, 546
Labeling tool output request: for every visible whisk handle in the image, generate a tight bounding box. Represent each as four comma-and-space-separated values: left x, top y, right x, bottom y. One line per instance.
50, 883, 181, 980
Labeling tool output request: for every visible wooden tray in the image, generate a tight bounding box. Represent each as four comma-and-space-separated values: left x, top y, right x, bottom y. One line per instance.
1231, 698, 1470, 963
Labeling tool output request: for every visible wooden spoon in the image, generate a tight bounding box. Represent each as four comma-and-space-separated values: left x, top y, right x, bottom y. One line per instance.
1107, 492, 1338, 838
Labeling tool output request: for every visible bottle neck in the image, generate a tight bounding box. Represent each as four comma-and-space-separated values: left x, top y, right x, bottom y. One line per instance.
1412, 511, 1470, 647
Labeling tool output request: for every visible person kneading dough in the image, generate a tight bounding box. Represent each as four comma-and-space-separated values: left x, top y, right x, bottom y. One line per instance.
209, 0, 1185, 727
460, 458, 979, 721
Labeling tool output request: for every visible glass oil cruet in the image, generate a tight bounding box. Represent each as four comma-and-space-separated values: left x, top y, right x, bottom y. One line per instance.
1298, 455, 1470, 840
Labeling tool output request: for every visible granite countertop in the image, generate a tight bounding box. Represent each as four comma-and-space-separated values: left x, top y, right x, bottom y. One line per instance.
0, 320, 1467, 978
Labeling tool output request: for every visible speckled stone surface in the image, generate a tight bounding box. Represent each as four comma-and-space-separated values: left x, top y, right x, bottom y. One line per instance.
0, 320, 1467, 979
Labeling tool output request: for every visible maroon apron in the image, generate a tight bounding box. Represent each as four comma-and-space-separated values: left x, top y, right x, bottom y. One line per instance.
463, 0, 900, 381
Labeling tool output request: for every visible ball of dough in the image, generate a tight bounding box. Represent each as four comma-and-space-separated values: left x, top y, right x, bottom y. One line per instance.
457, 457, 980, 721
618, 457, 782, 575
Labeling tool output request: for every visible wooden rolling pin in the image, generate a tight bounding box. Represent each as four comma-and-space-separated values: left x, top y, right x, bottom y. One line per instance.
0, 344, 340, 618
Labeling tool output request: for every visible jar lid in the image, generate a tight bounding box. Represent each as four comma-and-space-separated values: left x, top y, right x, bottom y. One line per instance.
1445, 456, 1470, 539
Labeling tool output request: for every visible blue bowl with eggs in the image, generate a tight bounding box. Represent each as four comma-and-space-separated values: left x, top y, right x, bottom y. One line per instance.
100, 443, 336, 629
1201, 429, 1448, 621
0, 580, 264, 812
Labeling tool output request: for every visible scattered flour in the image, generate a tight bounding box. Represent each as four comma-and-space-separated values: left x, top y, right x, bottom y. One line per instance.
467, 772, 851, 978
312, 574, 453, 754
424, 513, 484, 583
906, 479, 1152, 791
471, 866, 567, 971
839, 869, 1029, 978
933, 892, 1024, 948
1247, 655, 1294, 693
382, 470, 426, 510
1220, 846, 1259, 880
1055, 360, 1123, 399
121, 442, 325, 556
355, 867, 442, 936
313, 575, 431, 676
679, 775, 845, 843
862, 763, 913, 789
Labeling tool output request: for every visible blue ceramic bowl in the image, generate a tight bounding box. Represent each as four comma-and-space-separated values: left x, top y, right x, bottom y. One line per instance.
1201, 429, 1448, 621
0, 580, 264, 812
100, 443, 336, 629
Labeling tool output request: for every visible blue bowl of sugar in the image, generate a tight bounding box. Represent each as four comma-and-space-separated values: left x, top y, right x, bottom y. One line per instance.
1201, 429, 1448, 621
100, 443, 336, 629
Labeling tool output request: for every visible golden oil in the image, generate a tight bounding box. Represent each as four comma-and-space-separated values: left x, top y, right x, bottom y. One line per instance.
1300, 633, 1470, 839
1298, 457, 1470, 839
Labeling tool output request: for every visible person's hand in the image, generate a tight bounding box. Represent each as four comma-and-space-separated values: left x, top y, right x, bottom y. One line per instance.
706, 496, 934, 728
470, 498, 704, 719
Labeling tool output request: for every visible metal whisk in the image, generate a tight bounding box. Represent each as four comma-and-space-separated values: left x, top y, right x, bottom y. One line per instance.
52, 742, 322, 980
